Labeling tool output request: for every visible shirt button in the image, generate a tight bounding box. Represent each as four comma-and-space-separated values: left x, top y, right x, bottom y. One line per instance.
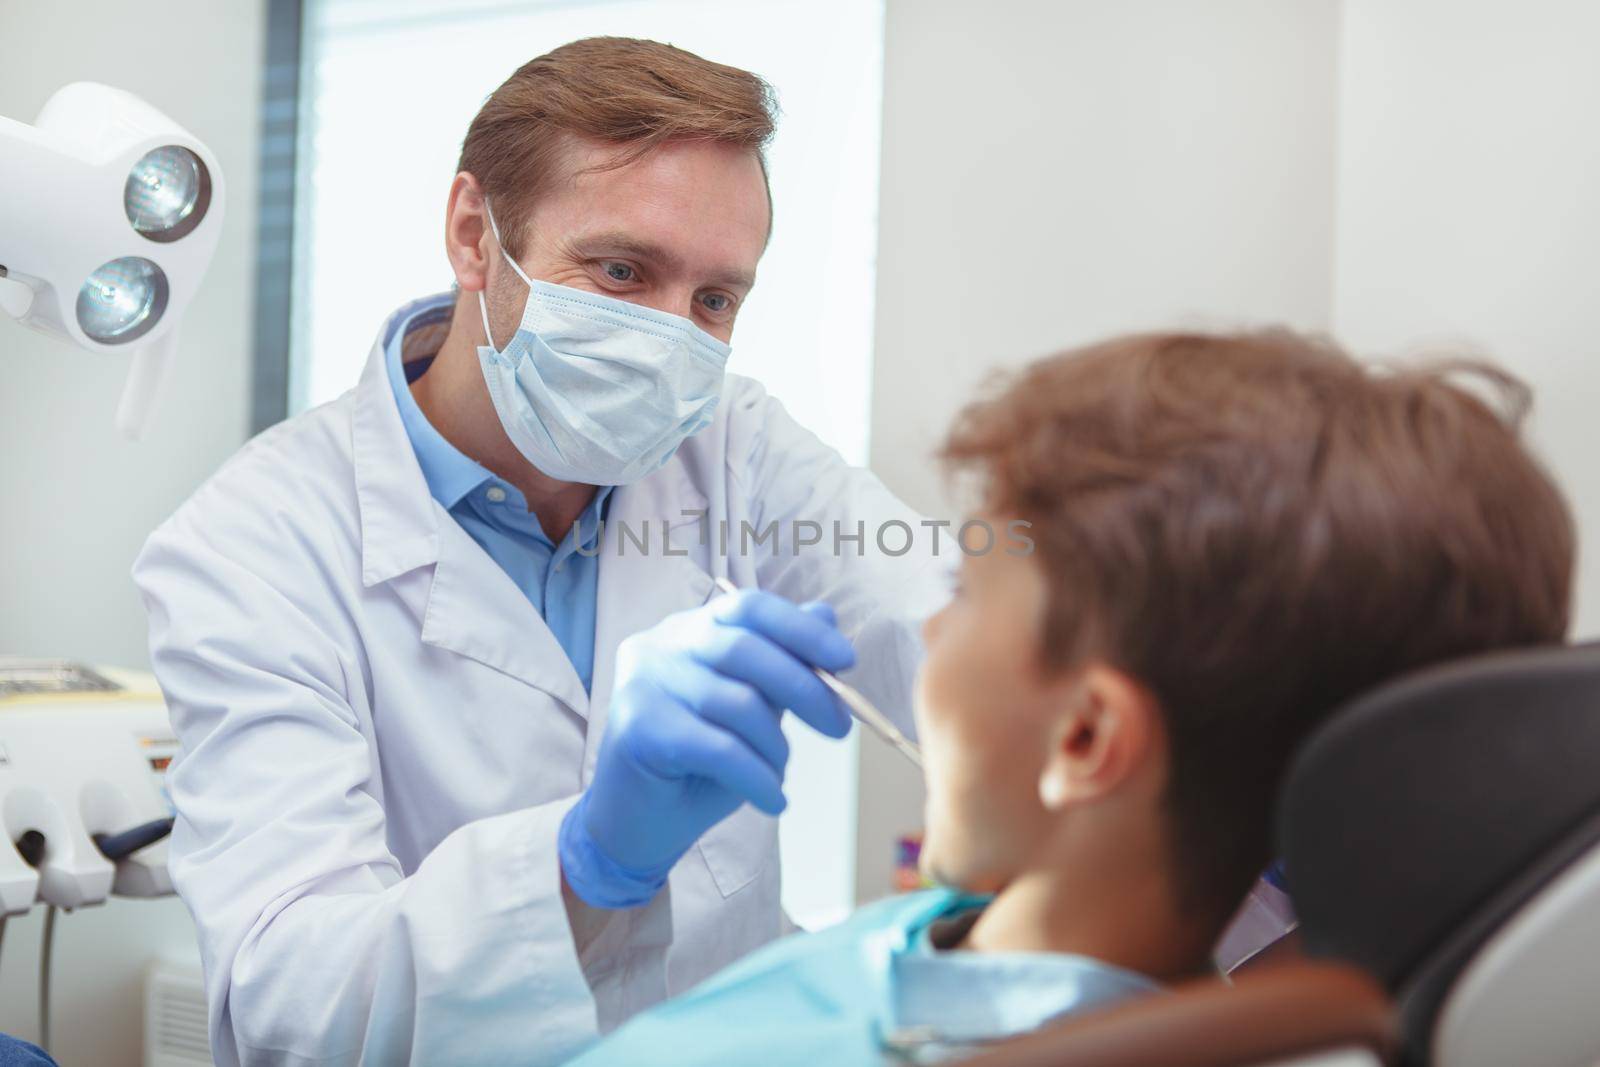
486, 486, 507, 503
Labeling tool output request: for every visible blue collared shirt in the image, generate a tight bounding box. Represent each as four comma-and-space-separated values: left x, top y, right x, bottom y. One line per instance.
383, 294, 613, 691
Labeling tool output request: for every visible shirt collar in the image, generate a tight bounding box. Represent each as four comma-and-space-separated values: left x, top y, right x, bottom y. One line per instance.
383, 291, 614, 541
383, 293, 494, 512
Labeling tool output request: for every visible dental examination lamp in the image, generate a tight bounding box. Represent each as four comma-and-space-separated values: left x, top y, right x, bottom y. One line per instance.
0, 81, 225, 438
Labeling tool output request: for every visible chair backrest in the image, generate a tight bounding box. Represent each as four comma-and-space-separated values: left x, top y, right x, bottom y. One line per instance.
1276, 642, 1600, 1065
959, 959, 1396, 1067
1428, 833, 1600, 1067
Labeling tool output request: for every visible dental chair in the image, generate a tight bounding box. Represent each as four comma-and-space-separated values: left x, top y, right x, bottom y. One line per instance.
963, 642, 1600, 1067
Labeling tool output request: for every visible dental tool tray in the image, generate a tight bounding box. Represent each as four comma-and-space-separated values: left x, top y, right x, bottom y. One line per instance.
0, 658, 123, 700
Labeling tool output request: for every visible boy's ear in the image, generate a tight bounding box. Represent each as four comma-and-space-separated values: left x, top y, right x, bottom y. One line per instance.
1039, 665, 1162, 811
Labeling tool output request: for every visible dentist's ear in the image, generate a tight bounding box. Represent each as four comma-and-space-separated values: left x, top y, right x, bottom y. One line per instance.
444, 171, 494, 293
1039, 666, 1161, 812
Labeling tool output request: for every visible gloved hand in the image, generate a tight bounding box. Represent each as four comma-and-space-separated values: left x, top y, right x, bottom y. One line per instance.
559, 588, 855, 908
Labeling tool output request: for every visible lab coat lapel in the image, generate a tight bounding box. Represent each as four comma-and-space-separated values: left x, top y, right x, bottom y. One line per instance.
352, 329, 439, 588
584, 456, 715, 782
351, 326, 587, 717
422, 517, 589, 717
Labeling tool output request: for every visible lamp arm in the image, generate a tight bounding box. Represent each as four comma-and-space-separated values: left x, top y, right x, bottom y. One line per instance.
114, 328, 178, 440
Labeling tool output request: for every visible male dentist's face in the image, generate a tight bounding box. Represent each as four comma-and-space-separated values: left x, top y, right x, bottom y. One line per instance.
485, 138, 771, 347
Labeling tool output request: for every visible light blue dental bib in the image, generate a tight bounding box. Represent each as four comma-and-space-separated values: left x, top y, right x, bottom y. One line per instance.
563, 888, 1160, 1066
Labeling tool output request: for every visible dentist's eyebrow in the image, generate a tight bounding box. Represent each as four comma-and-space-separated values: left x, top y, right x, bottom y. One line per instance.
574, 231, 755, 290
574, 231, 682, 271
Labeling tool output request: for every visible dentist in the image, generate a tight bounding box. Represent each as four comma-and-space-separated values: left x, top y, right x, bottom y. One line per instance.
133, 37, 941, 1067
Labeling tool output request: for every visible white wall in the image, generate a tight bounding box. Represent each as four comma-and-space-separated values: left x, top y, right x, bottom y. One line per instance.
860, 0, 1342, 902
1331, 0, 1600, 636
0, 2, 264, 1062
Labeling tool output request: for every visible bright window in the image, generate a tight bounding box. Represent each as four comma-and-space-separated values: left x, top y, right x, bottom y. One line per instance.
293, 0, 885, 927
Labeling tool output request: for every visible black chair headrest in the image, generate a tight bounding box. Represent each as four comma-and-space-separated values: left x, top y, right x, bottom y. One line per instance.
1277, 643, 1600, 1006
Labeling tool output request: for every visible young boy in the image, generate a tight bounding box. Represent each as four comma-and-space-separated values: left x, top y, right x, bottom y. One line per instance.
567, 329, 1574, 1065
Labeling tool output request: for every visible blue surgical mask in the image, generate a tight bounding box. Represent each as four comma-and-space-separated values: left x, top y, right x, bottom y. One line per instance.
475, 203, 732, 485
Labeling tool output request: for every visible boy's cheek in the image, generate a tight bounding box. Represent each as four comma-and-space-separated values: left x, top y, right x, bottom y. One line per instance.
911, 651, 958, 752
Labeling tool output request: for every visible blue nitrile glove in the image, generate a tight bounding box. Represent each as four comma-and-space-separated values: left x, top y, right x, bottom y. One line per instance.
559, 589, 856, 908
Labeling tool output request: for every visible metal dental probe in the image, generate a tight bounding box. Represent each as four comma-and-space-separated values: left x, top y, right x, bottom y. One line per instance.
713, 577, 923, 768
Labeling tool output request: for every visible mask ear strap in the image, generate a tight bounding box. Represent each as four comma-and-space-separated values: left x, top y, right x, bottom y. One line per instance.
485, 200, 536, 287
477, 289, 500, 351
479, 198, 534, 352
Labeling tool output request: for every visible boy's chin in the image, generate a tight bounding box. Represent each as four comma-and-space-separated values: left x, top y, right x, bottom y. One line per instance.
920, 809, 976, 889
915, 838, 1011, 895
919, 840, 994, 895
916, 830, 955, 888
919, 855, 961, 891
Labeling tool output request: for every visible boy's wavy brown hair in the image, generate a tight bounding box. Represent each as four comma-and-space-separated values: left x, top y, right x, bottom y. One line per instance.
942, 330, 1574, 925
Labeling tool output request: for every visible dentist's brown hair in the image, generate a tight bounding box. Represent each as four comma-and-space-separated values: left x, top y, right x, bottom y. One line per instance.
458, 36, 778, 258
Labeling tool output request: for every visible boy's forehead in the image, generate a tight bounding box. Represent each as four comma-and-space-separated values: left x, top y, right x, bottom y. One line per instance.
961, 517, 1040, 584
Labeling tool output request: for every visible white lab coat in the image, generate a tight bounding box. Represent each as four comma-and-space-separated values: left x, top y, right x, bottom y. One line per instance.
132, 308, 948, 1067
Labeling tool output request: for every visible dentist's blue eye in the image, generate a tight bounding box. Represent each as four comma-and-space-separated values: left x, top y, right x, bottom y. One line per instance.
602, 262, 635, 282
701, 292, 732, 313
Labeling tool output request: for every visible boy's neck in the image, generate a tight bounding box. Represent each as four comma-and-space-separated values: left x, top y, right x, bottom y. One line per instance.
959, 834, 1216, 983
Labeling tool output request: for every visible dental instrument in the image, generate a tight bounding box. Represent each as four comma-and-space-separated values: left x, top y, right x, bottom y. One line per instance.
713, 577, 923, 768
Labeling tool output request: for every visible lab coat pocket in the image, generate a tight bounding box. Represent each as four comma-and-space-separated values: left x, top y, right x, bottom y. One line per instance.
696, 801, 776, 898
